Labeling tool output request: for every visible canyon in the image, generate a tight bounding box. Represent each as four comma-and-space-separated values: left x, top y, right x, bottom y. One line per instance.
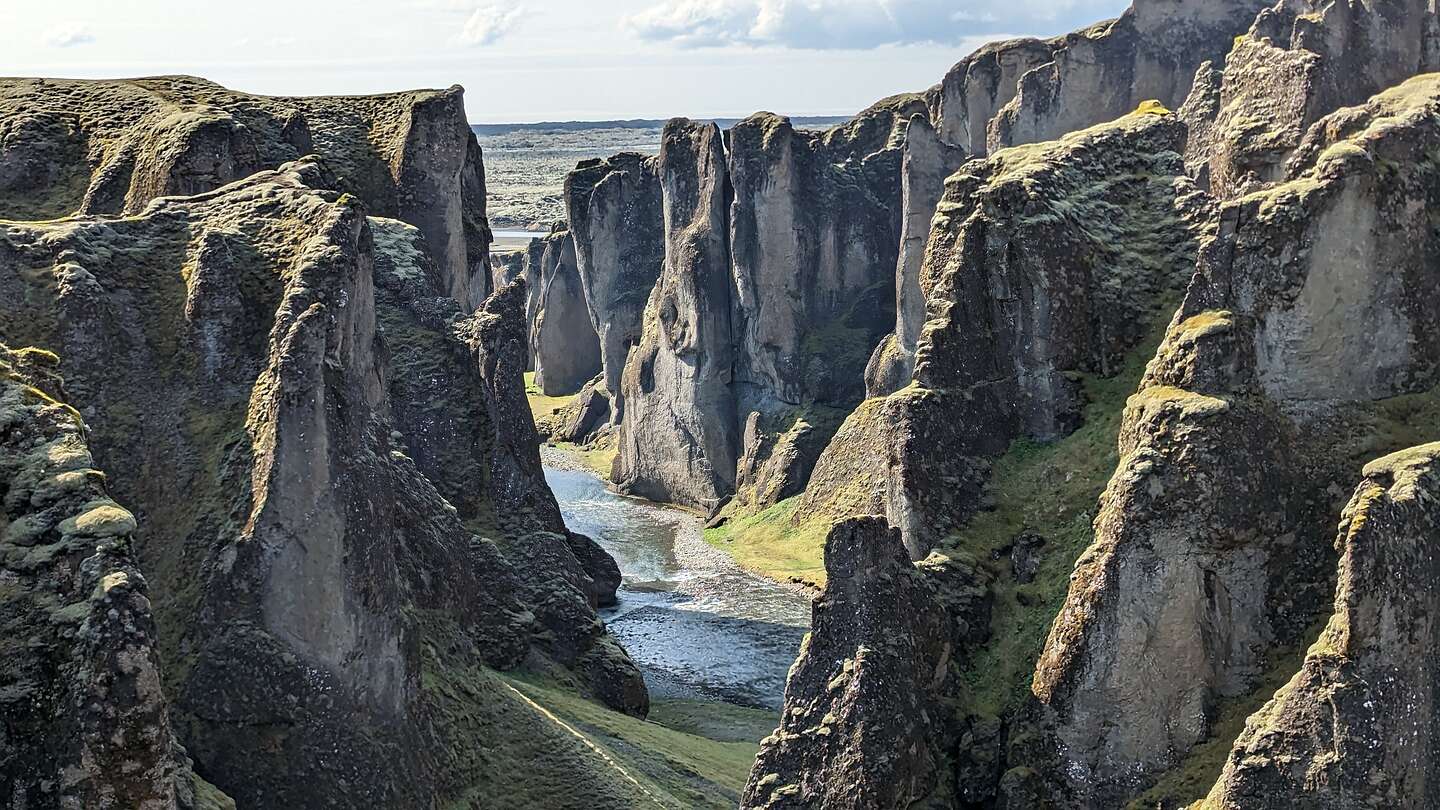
5, 0, 1440, 807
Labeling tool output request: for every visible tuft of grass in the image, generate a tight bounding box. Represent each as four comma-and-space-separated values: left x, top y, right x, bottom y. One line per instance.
551, 433, 619, 479
704, 497, 830, 588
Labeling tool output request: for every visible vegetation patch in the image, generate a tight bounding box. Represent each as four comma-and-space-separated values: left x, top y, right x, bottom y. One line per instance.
704, 497, 830, 589
937, 327, 1167, 720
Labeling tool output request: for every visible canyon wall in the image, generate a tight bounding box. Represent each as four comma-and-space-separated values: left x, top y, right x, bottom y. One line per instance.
0, 80, 652, 807
523, 228, 602, 396
749, 2, 1440, 800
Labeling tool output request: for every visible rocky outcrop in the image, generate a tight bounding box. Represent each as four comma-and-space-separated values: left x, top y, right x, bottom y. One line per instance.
1034, 75, 1440, 805
804, 106, 1211, 558
989, 0, 1272, 151
525, 229, 602, 396
1199, 443, 1440, 809
0, 76, 493, 309
613, 98, 921, 510
564, 152, 664, 423
615, 120, 738, 509
0, 346, 231, 810
1182, 0, 1440, 198
864, 114, 968, 397
0, 158, 644, 806
926, 38, 1058, 155
742, 518, 956, 809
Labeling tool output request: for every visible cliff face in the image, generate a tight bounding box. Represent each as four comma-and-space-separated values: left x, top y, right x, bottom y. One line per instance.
803, 108, 1211, 558
926, 38, 1058, 155
0, 346, 229, 810
0, 156, 645, 806
1181, 0, 1440, 198
989, 0, 1273, 151
564, 152, 665, 423
864, 114, 968, 398
1201, 443, 1440, 809
0, 76, 493, 310
616, 120, 738, 509
524, 229, 602, 396
1035, 74, 1440, 805
609, 99, 918, 512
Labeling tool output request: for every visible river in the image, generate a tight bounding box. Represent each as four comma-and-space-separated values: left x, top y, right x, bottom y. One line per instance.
543, 461, 812, 711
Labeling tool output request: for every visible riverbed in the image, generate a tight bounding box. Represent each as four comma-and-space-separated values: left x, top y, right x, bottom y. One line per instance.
543, 460, 811, 711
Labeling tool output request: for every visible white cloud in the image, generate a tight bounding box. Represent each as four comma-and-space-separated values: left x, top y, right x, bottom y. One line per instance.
625, 0, 1112, 49
46, 24, 96, 48
458, 3, 526, 46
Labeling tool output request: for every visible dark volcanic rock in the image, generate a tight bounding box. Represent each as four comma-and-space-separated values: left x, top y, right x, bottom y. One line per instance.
742, 518, 956, 809
526, 229, 602, 396
615, 120, 738, 510
1182, 0, 1440, 198
804, 107, 1211, 558
0, 76, 493, 310
0, 346, 230, 810
0, 159, 644, 806
989, 0, 1272, 151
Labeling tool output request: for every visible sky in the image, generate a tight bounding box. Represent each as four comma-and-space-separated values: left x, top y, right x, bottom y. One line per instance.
6, 0, 1131, 123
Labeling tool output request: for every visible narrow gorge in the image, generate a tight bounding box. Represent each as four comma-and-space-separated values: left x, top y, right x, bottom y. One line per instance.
5, 0, 1440, 808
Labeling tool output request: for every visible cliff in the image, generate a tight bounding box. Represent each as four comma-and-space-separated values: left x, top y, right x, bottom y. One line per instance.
1200, 443, 1440, 809
0, 346, 231, 809
1180, 0, 1440, 198
988, 0, 1272, 151
1034, 74, 1440, 804
0, 76, 493, 310
523, 228, 602, 396
803, 105, 1211, 559
0, 155, 647, 806
564, 152, 665, 424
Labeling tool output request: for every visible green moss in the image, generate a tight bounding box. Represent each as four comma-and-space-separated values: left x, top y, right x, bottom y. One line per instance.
646, 699, 780, 745
525, 370, 578, 427
704, 497, 830, 588
939, 324, 1168, 719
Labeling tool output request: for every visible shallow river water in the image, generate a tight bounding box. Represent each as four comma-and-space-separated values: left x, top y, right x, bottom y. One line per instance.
544, 464, 811, 711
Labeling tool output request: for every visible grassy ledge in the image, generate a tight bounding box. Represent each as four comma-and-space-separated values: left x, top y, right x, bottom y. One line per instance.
703, 498, 830, 589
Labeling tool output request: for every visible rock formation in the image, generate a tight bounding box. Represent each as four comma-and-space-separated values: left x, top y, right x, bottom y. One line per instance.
989, 0, 1273, 151
564, 152, 665, 423
0, 345, 231, 810
1035, 74, 1440, 804
1180, 0, 1440, 198
615, 120, 738, 509
804, 105, 1211, 558
864, 114, 968, 398
925, 38, 1058, 155
0, 150, 645, 806
0, 76, 493, 309
1200, 443, 1440, 809
523, 228, 602, 396
743, 518, 955, 809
